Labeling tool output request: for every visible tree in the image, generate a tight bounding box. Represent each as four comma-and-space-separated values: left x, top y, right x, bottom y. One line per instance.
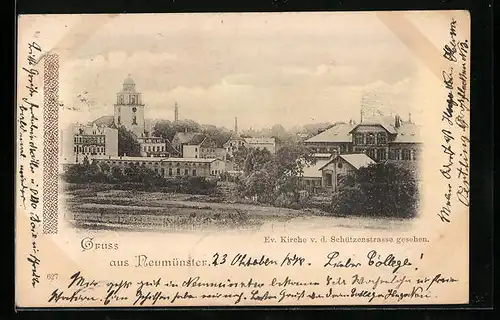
242, 169, 275, 203
238, 142, 317, 205
243, 148, 272, 174
331, 163, 418, 218
153, 120, 178, 142
232, 145, 251, 169
118, 126, 141, 156
273, 143, 316, 177
268, 143, 316, 203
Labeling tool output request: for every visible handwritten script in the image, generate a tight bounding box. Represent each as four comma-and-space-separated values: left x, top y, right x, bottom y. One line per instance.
438, 17, 470, 223
47, 268, 459, 306
18, 41, 43, 287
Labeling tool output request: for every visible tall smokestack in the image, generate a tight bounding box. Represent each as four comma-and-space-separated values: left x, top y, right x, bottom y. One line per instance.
174, 101, 179, 122
234, 117, 238, 134
408, 112, 412, 123
360, 109, 363, 123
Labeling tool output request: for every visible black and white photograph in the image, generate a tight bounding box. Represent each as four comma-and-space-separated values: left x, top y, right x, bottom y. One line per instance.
56, 13, 424, 233
16, 11, 470, 307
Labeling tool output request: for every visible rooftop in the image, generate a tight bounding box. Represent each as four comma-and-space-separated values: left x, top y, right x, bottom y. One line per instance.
123, 75, 135, 85
392, 122, 422, 143
305, 122, 354, 143
306, 116, 422, 144
302, 159, 329, 178
91, 115, 115, 127
187, 133, 208, 145
318, 153, 375, 171
349, 115, 398, 134
173, 132, 198, 144
339, 154, 376, 170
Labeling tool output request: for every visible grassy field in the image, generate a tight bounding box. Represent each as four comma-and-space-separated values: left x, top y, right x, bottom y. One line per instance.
63, 183, 414, 232
63, 184, 312, 232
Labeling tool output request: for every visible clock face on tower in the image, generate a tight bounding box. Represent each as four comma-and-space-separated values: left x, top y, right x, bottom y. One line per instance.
132, 107, 137, 113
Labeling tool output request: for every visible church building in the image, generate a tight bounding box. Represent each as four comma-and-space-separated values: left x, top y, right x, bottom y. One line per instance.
114, 75, 146, 138
113, 75, 167, 156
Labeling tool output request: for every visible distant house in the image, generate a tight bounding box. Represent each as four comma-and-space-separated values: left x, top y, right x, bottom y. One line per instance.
244, 137, 276, 154
318, 152, 375, 192
183, 135, 226, 161
136, 134, 168, 157
349, 115, 421, 161
223, 135, 247, 158
223, 135, 277, 158
60, 123, 118, 165
171, 132, 201, 156
305, 115, 422, 162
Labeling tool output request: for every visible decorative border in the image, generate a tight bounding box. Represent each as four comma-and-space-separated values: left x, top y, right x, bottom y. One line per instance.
43, 53, 59, 234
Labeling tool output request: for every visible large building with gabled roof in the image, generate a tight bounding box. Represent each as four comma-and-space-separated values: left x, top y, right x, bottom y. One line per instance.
305, 114, 421, 162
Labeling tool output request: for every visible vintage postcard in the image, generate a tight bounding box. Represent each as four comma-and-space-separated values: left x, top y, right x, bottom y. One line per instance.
16, 11, 470, 308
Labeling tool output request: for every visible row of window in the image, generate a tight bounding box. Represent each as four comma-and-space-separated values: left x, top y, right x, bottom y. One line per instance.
391, 149, 416, 161
117, 94, 141, 105
354, 132, 387, 145
159, 167, 197, 177
143, 145, 165, 152
74, 146, 105, 153
74, 136, 105, 144
151, 168, 222, 176
354, 148, 416, 161
104, 160, 211, 168
76, 152, 106, 156
140, 139, 163, 144
202, 148, 218, 153
310, 145, 350, 153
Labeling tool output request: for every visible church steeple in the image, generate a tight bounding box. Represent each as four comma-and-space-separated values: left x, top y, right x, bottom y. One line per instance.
114, 75, 145, 137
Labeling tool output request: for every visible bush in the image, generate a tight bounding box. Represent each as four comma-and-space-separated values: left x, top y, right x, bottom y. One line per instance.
330, 186, 368, 216
327, 163, 418, 219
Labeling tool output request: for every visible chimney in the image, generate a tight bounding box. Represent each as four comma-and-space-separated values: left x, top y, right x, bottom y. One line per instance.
360, 109, 363, 123
234, 117, 238, 134
174, 101, 179, 122
408, 112, 412, 123
395, 115, 401, 128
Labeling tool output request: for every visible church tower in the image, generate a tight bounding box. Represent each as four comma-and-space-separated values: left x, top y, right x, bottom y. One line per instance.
114, 75, 145, 137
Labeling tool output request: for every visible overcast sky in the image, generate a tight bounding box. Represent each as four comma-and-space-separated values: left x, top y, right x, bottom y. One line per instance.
45, 11, 460, 130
